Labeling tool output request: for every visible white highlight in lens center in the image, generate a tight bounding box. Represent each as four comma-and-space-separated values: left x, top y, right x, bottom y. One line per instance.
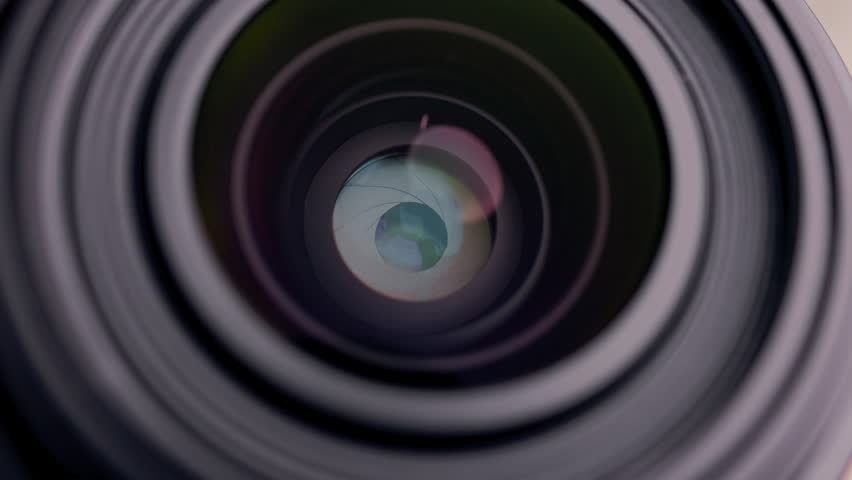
333, 150, 493, 302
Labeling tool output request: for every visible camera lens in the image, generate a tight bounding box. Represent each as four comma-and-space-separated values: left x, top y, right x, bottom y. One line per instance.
3, 0, 852, 479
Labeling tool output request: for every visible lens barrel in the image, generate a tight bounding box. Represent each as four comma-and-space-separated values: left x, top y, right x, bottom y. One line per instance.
1, 1, 852, 479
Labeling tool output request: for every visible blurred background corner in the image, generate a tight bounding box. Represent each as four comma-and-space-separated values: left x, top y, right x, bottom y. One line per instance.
807, 0, 852, 73
804, 1, 851, 477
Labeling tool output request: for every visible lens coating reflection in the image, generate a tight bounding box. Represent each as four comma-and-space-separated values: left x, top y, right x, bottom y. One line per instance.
375, 202, 448, 272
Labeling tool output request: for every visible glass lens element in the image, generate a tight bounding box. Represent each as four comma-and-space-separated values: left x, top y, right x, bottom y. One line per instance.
333, 147, 493, 302
375, 202, 448, 272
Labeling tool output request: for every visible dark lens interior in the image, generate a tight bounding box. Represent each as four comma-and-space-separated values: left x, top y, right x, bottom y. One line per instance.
194, 0, 669, 388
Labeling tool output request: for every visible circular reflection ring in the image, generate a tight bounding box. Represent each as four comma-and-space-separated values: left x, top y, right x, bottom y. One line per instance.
232, 20, 608, 367
302, 114, 526, 335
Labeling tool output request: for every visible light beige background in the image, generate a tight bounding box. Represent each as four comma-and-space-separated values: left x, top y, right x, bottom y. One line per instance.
806, 2, 851, 477
808, 0, 852, 72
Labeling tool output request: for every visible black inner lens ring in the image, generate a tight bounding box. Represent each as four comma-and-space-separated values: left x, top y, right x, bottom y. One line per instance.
196, 12, 668, 387
264, 94, 546, 353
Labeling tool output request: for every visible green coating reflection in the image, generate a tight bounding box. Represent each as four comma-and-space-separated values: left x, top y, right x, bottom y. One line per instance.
374, 202, 449, 272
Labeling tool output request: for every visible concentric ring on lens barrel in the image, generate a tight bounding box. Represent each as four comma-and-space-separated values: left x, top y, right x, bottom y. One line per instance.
298, 111, 532, 336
